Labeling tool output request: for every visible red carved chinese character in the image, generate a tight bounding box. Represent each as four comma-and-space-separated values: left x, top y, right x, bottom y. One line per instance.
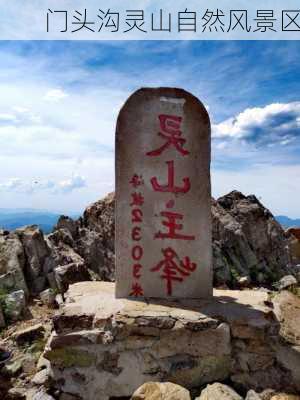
130, 174, 144, 188
150, 161, 190, 193
130, 192, 144, 206
146, 114, 189, 157
130, 282, 144, 297
151, 247, 197, 295
155, 202, 195, 240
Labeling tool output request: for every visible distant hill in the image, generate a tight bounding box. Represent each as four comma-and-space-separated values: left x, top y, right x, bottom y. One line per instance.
276, 215, 300, 228
0, 209, 79, 234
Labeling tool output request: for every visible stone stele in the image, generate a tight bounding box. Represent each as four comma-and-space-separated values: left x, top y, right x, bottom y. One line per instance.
115, 87, 212, 299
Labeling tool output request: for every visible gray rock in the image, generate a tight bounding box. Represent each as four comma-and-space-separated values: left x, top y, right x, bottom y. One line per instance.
55, 216, 78, 239
13, 323, 45, 345
212, 191, 291, 287
3, 289, 26, 321
0, 230, 28, 295
54, 262, 90, 293
196, 383, 243, 400
0, 302, 5, 327
246, 390, 262, 400
15, 225, 51, 294
40, 288, 56, 307
31, 368, 51, 386
275, 275, 297, 291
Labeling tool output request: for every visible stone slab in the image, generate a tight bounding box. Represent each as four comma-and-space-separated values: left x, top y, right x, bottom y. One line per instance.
115, 87, 212, 299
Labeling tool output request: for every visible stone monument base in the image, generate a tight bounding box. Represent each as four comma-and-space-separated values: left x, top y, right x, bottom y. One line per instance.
43, 282, 300, 400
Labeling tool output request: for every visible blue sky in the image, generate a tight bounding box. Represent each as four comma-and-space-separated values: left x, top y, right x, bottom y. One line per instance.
0, 40, 299, 217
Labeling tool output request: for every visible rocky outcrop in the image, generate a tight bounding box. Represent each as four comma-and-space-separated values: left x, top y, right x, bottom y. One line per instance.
0, 230, 28, 295
286, 228, 300, 266
0, 191, 294, 312
15, 226, 52, 294
41, 282, 299, 400
212, 191, 291, 287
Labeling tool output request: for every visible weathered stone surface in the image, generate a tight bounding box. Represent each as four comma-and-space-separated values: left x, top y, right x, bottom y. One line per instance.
196, 383, 242, 400
54, 262, 90, 293
131, 381, 191, 400
40, 288, 56, 307
270, 396, 300, 400
3, 289, 26, 322
245, 390, 262, 400
15, 225, 51, 294
13, 323, 45, 345
275, 275, 297, 291
43, 281, 296, 400
0, 230, 28, 295
0, 303, 5, 327
212, 191, 291, 287
116, 87, 212, 298
272, 290, 300, 392
286, 228, 300, 265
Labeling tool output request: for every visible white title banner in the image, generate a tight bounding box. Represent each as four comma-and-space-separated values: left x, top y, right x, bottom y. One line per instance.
1, 0, 300, 40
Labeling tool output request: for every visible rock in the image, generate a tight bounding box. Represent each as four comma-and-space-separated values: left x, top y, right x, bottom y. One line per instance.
7, 387, 27, 399
272, 291, 300, 392
0, 230, 28, 295
3, 289, 26, 322
44, 281, 294, 400
131, 382, 191, 400
31, 368, 51, 386
55, 216, 78, 239
0, 302, 5, 327
76, 228, 113, 281
13, 323, 45, 346
15, 225, 51, 294
286, 228, 300, 265
40, 288, 56, 307
54, 262, 90, 293
274, 275, 297, 291
196, 383, 242, 400
212, 191, 291, 287
3, 355, 24, 376
26, 388, 56, 400
270, 395, 300, 400
60, 190, 291, 289
245, 390, 262, 400
237, 276, 251, 288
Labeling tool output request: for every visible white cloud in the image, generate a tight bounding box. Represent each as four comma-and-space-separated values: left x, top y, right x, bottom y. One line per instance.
0, 175, 86, 194
213, 102, 300, 146
44, 88, 68, 102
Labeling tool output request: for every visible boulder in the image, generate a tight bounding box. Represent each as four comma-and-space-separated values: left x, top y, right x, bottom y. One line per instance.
275, 275, 297, 291
0, 230, 28, 295
245, 390, 262, 400
2, 289, 26, 322
54, 263, 90, 293
196, 383, 242, 400
13, 323, 45, 345
270, 396, 300, 400
55, 216, 79, 239
15, 225, 51, 294
272, 291, 300, 392
212, 191, 290, 287
39, 288, 56, 307
131, 382, 191, 400
286, 228, 300, 265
